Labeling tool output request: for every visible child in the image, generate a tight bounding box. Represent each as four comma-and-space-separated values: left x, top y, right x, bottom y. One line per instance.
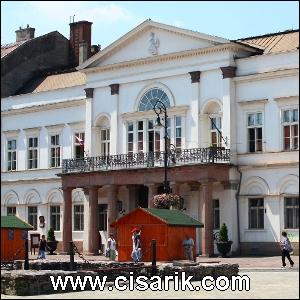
280, 231, 294, 268
37, 235, 47, 260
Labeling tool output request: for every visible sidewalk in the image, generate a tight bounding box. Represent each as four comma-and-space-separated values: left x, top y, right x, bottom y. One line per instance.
29, 253, 299, 270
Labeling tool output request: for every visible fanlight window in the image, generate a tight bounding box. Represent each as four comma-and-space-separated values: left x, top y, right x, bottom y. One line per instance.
138, 88, 170, 112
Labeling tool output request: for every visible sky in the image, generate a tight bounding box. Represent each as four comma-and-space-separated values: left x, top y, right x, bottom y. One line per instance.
1, 1, 299, 47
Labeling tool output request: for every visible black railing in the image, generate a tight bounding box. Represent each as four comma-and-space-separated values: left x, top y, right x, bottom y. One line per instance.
62, 147, 230, 174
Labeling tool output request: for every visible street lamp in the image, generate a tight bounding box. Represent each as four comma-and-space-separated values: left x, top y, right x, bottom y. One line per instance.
153, 100, 175, 194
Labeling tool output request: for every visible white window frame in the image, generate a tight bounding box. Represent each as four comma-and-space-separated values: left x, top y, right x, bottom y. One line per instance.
284, 197, 299, 229
50, 205, 61, 231
7, 206, 16, 216
73, 204, 84, 231
248, 197, 265, 229
209, 115, 222, 147
247, 111, 263, 153
49, 134, 61, 168
7, 138, 17, 171
27, 136, 39, 169
100, 128, 110, 156
74, 132, 85, 159
281, 107, 299, 151
28, 206, 38, 230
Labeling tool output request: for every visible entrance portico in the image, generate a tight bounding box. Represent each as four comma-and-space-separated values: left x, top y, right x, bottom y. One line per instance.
59, 155, 231, 256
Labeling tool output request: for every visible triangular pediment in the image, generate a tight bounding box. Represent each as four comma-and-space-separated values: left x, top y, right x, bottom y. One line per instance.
78, 20, 230, 70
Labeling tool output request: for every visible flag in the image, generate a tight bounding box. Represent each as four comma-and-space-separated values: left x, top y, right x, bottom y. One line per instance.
75, 135, 84, 146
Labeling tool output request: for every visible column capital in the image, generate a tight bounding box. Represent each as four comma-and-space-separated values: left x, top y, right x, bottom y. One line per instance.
83, 186, 100, 195
84, 88, 94, 98
110, 83, 119, 95
220, 66, 236, 79
189, 71, 201, 83
188, 182, 201, 191
221, 180, 239, 190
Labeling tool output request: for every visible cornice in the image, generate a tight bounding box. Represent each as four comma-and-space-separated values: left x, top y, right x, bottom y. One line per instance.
237, 98, 268, 105
81, 43, 257, 75
234, 68, 299, 83
1, 98, 86, 116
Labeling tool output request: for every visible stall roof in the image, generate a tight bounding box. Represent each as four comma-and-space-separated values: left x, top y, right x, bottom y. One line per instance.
112, 207, 204, 228
144, 208, 204, 227
1, 216, 33, 230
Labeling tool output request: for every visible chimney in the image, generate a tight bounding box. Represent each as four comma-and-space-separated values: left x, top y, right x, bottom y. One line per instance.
69, 20, 92, 66
15, 24, 35, 42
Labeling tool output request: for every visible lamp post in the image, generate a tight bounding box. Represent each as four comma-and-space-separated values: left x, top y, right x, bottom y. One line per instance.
153, 100, 174, 194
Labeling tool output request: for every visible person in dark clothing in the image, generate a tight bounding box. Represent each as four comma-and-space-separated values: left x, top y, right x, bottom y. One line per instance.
37, 235, 47, 260
280, 231, 294, 268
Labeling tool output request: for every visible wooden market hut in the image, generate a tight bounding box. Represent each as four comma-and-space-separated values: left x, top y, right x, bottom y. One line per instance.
1, 216, 33, 261
111, 208, 203, 262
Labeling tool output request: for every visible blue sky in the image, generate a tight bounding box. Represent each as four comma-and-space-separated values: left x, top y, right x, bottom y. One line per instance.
1, 1, 299, 47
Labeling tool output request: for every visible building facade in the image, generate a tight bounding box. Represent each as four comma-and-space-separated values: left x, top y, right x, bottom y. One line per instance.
1, 20, 299, 256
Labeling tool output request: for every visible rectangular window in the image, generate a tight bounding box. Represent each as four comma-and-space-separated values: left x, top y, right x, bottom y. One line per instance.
100, 129, 110, 155
137, 121, 144, 153
247, 112, 263, 152
282, 108, 299, 151
7, 206, 16, 216
28, 137, 38, 169
98, 204, 108, 231
28, 206, 38, 230
74, 205, 84, 231
74, 132, 85, 159
284, 197, 299, 229
210, 117, 222, 147
248, 198, 264, 229
127, 122, 134, 154
213, 199, 220, 229
148, 120, 154, 152
175, 116, 182, 149
50, 206, 60, 231
50, 135, 61, 167
7, 139, 17, 171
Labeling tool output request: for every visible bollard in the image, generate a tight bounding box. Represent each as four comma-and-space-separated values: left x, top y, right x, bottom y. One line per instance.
69, 241, 75, 271
24, 238, 29, 270
151, 239, 157, 276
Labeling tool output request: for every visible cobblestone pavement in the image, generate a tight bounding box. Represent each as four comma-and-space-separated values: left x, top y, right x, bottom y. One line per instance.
1, 271, 299, 299
28, 253, 299, 269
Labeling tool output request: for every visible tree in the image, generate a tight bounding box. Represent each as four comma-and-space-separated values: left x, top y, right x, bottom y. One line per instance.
219, 223, 229, 242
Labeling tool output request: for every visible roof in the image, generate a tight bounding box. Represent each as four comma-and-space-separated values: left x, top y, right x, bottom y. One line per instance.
18, 71, 86, 94
77, 19, 230, 70
1, 40, 27, 58
1, 216, 34, 230
142, 208, 203, 227
236, 30, 299, 54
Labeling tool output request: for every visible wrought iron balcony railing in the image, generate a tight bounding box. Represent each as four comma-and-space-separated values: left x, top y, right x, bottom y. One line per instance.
62, 147, 230, 174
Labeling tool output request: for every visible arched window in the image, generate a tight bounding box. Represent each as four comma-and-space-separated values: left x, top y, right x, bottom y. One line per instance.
138, 88, 170, 112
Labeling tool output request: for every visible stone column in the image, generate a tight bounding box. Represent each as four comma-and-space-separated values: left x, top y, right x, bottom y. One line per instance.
146, 184, 158, 208
187, 71, 201, 148
62, 188, 73, 253
110, 84, 119, 155
84, 88, 94, 156
87, 186, 99, 255
107, 185, 118, 236
201, 181, 214, 256
220, 66, 237, 163
170, 182, 181, 195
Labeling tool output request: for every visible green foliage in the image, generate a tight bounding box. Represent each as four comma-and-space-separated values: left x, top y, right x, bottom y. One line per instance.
219, 223, 229, 242
47, 228, 56, 241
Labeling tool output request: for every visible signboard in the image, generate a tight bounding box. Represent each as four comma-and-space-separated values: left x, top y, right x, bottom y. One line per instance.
30, 233, 40, 255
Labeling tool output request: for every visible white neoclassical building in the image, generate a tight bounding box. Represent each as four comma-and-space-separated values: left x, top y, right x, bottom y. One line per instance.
1, 20, 299, 256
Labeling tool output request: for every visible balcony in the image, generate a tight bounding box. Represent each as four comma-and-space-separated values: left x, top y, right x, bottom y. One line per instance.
62, 147, 230, 174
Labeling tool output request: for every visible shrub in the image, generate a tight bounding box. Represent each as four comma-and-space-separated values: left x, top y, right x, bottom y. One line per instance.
219, 223, 229, 242
47, 228, 56, 241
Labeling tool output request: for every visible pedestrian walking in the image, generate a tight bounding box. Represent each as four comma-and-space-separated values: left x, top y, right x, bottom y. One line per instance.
107, 233, 117, 261
183, 234, 194, 261
37, 235, 47, 260
131, 227, 142, 263
280, 231, 294, 268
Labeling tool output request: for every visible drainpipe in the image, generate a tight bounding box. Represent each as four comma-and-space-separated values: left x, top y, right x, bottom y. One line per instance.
235, 166, 242, 255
